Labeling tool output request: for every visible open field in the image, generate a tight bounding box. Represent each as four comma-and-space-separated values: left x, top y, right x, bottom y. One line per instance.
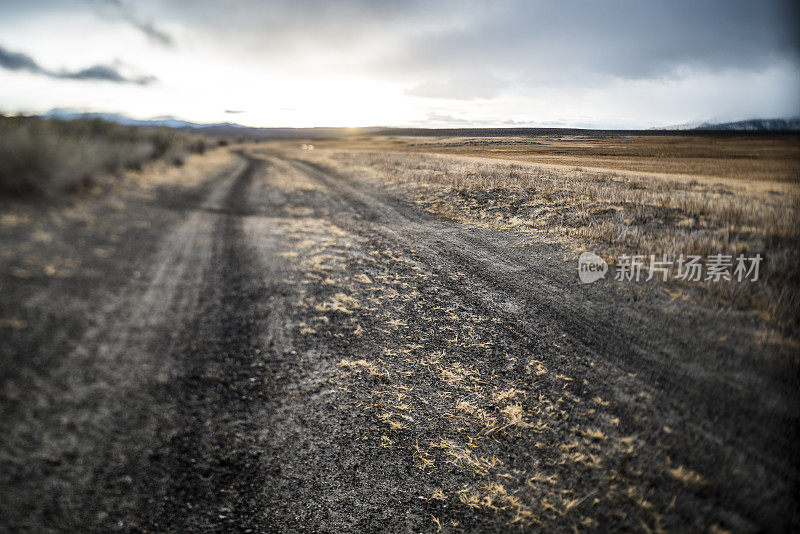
268, 135, 800, 335
1, 136, 798, 532
312, 134, 800, 184
414, 135, 800, 183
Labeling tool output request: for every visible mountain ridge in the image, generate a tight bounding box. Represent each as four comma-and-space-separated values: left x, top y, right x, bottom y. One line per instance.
35, 109, 800, 136
655, 118, 800, 131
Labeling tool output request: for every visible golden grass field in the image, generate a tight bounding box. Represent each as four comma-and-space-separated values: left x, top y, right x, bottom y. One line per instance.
269, 134, 800, 337
315, 134, 800, 184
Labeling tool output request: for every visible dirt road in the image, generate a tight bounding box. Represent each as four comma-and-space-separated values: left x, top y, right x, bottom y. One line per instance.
1, 148, 797, 532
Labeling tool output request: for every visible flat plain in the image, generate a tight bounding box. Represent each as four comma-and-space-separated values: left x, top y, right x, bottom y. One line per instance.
1, 133, 798, 532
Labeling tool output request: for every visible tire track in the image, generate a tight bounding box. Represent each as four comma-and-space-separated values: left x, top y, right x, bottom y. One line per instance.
272, 153, 799, 531
0, 154, 248, 530
140, 156, 282, 532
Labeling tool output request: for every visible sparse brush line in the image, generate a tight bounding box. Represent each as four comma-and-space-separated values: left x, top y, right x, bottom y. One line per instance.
0, 115, 225, 195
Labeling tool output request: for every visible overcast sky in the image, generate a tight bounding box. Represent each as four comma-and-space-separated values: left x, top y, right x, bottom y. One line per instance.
1, 0, 798, 128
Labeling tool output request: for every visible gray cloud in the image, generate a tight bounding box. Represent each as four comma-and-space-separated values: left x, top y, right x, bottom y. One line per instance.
148, 0, 465, 55
405, 73, 507, 100
0, 44, 156, 85
131, 18, 173, 47
0, 46, 41, 72
61, 64, 156, 84
0, 0, 797, 124
140, 0, 799, 102
91, 0, 173, 47
372, 0, 800, 97
423, 112, 471, 125
5, 1, 798, 85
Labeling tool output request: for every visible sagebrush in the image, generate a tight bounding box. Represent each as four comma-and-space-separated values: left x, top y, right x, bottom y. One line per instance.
0, 116, 213, 195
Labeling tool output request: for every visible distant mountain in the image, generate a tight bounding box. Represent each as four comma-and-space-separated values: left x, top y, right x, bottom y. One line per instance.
39, 108, 385, 139
42, 108, 245, 130
694, 118, 800, 131
39, 109, 800, 139
657, 118, 800, 131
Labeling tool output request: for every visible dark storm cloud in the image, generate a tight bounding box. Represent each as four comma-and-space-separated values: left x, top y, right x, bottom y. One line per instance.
373, 0, 800, 97
0, 44, 156, 85
5, 1, 798, 84
0, 0, 797, 122
142, 0, 799, 100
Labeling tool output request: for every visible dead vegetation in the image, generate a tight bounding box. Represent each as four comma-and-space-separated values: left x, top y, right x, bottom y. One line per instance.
0, 115, 219, 195
266, 202, 661, 529
316, 238, 685, 530
282, 142, 800, 333
402, 135, 800, 183
289, 134, 800, 182
237, 145, 788, 531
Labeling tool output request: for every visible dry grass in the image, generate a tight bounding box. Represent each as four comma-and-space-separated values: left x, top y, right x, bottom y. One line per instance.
280, 207, 673, 530
0, 115, 218, 195
282, 143, 800, 332
668, 465, 706, 486
255, 139, 794, 530
401, 135, 800, 183
274, 134, 800, 183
